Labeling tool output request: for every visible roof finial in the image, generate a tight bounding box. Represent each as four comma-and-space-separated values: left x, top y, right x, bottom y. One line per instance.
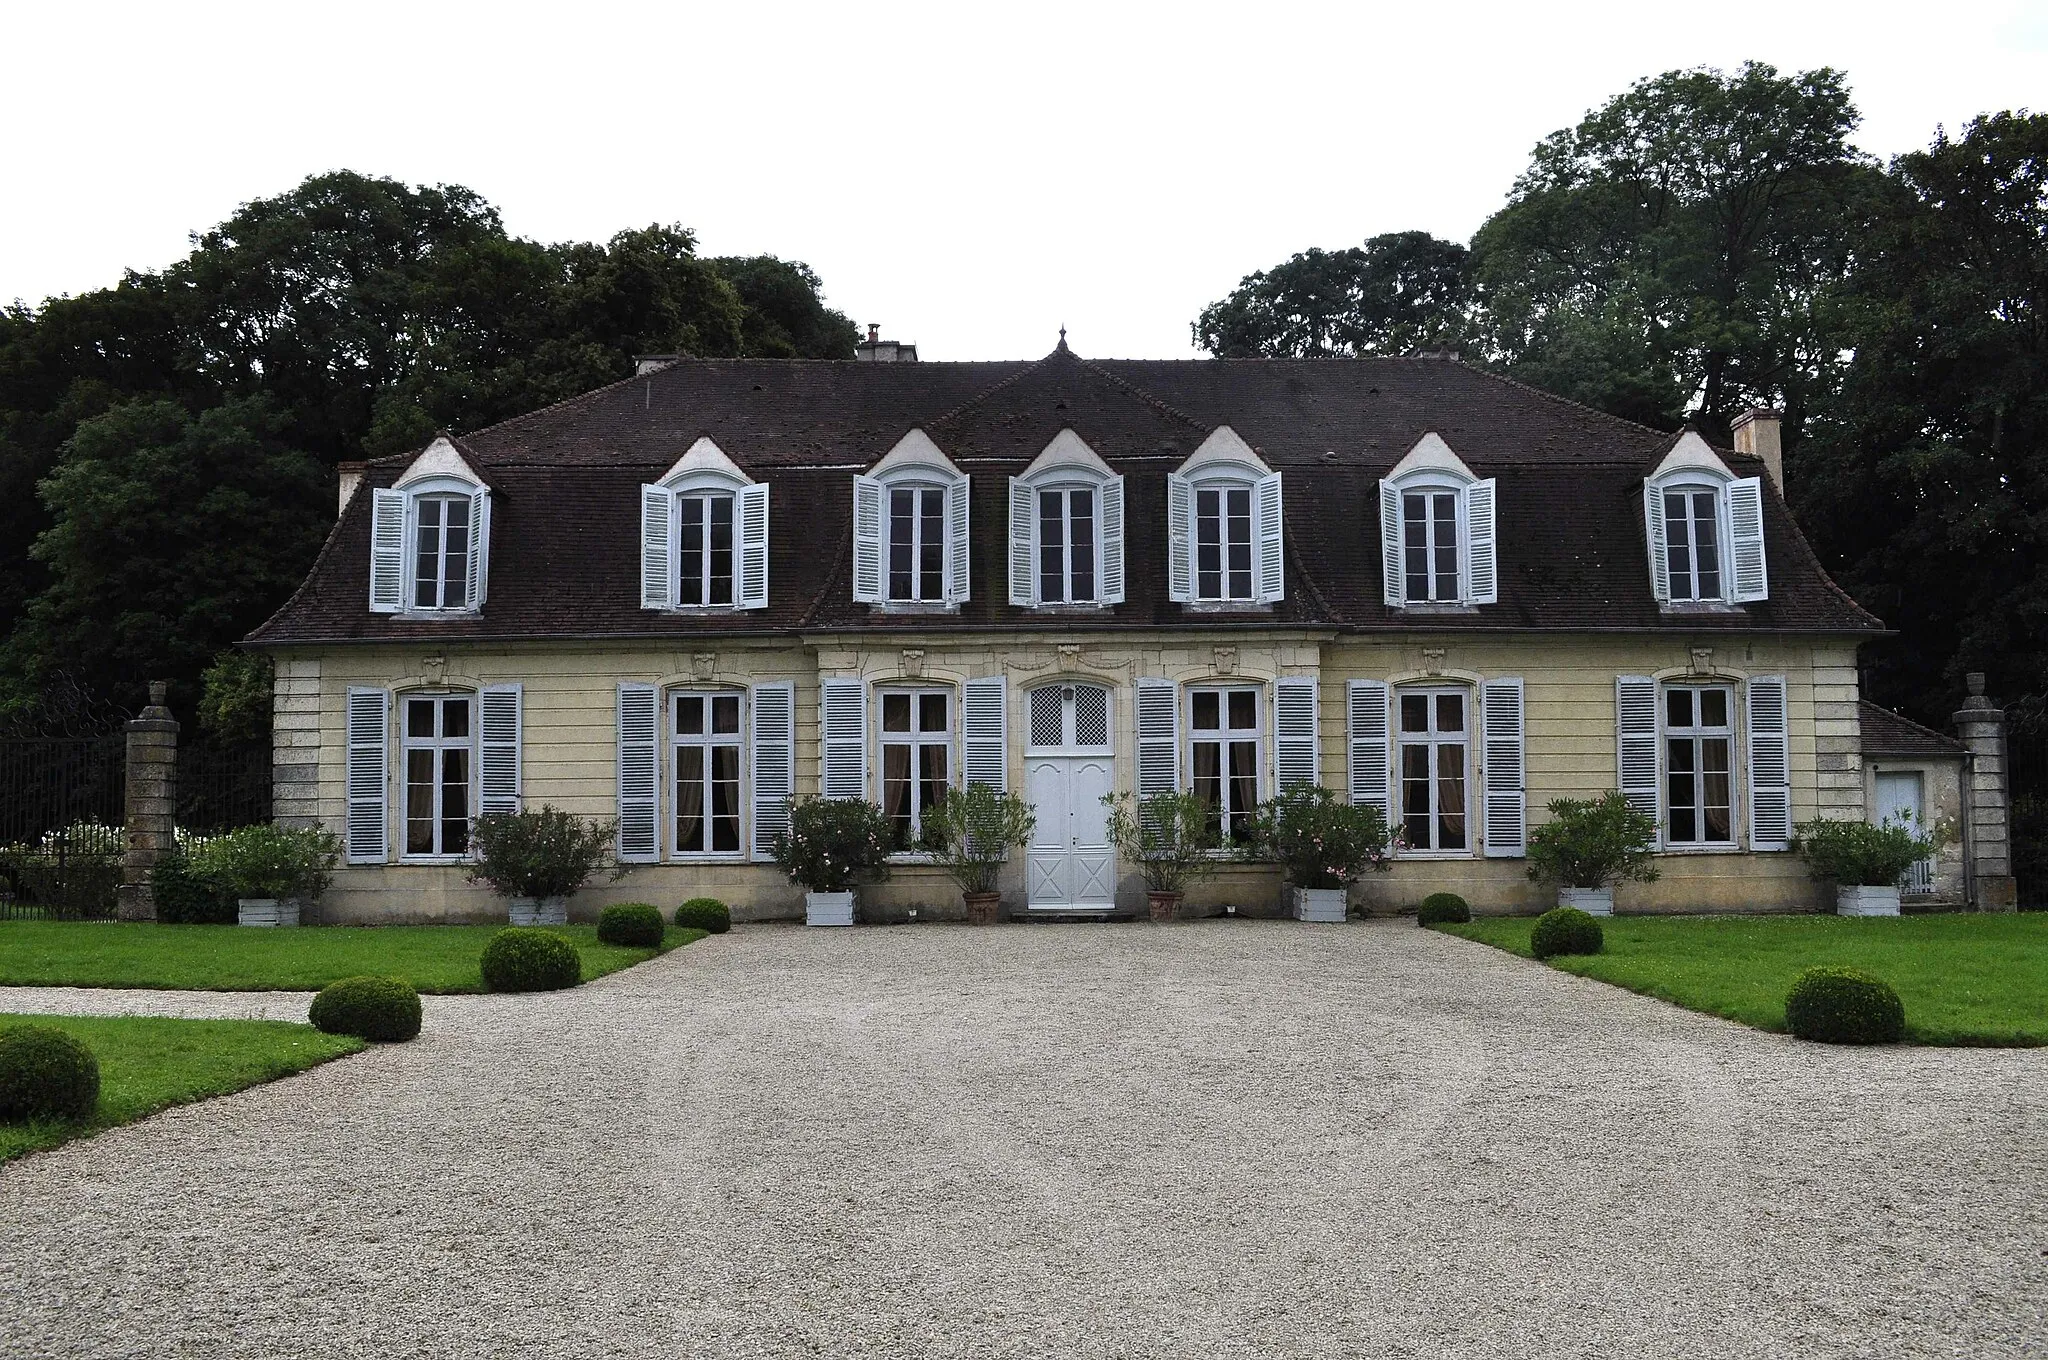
1057, 324, 1068, 351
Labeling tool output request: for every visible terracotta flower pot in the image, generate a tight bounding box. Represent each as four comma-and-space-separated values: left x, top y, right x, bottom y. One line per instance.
963, 891, 1000, 926
1147, 890, 1182, 923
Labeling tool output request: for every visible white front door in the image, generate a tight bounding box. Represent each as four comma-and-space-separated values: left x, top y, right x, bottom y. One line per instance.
1875, 770, 1932, 892
1026, 755, 1116, 909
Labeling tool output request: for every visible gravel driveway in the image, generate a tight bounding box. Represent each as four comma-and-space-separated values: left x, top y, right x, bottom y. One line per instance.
1, 920, 2042, 1359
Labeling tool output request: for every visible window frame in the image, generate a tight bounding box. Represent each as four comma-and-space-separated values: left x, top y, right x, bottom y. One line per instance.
667, 688, 749, 861
1658, 477, 1730, 604
398, 689, 476, 863
884, 479, 952, 604
1033, 480, 1102, 606
1190, 467, 1260, 603
1185, 683, 1264, 846
400, 475, 484, 615
1396, 475, 1466, 604
673, 489, 738, 609
1393, 685, 1473, 858
876, 686, 956, 853
1662, 681, 1739, 849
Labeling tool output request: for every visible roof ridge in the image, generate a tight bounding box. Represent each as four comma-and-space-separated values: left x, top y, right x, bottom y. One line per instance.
924, 348, 1209, 437
1444, 359, 1679, 445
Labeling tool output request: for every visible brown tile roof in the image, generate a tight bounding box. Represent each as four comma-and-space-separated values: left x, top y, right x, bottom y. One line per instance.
1858, 701, 1965, 758
249, 349, 1886, 646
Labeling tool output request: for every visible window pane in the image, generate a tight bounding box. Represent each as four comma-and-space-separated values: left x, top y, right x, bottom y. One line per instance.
1664, 492, 1693, 597
1692, 493, 1721, 599
1197, 489, 1221, 597
675, 745, 705, 852
1228, 690, 1256, 731
889, 488, 914, 598
441, 698, 469, 739
1433, 493, 1459, 599
442, 508, 468, 607
709, 495, 733, 606
1667, 738, 1697, 843
1192, 690, 1220, 731
414, 500, 441, 608
1039, 490, 1065, 603
405, 749, 435, 853
1400, 694, 1429, 733
919, 744, 948, 806
1401, 744, 1432, 848
882, 693, 911, 732
919, 693, 948, 733
1070, 489, 1094, 602
680, 497, 706, 604
677, 696, 704, 735
1227, 740, 1258, 841
441, 749, 469, 853
1667, 689, 1694, 729
711, 745, 741, 853
1702, 738, 1732, 842
1227, 487, 1252, 598
1404, 494, 1429, 599
883, 744, 912, 848
1436, 694, 1464, 733
1436, 743, 1466, 849
711, 696, 740, 734
407, 699, 435, 738
1699, 688, 1727, 728
919, 489, 944, 599
1192, 741, 1223, 837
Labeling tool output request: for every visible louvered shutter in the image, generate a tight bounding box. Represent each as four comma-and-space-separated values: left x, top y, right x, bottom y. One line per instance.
1747, 674, 1791, 849
736, 481, 770, 610
1166, 473, 1193, 603
1643, 483, 1670, 603
851, 475, 885, 603
345, 687, 390, 863
477, 684, 522, 817
819, 679, 868, 799
1346, 680, 1390, 820
369, 489, 405, 612
750, 682, 795, 858
640, 485, 673, 610
1726, 476, 1769, 602
1274, 676, 1319, 789
1254, 471, 1285, 604
1379, 481, 1404, 607
1464, 478, 1497, 606
1136, 677, 1178, 799
466, 488, 491, 610
1099, 474, 1125, 605
1616, 675, 1660, 836
1480, 676, 1525, 857
963, 676, 1008, 792
1008, 478, 1036, 606
945, 474, 971, 604
616, 683, 659, 863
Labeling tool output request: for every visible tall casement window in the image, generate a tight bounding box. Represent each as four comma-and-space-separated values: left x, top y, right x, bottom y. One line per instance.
343, 684, 520, 866
1663, 684, 1734, 846
402, 693, 473, 857
1376, 434, 1497, 609
880, 689, 952, 849
1167, 427, 1283, 606
889, 485, 948, 601
1643, 434, 1768, 606
1398, 689, 1469, 853
854, 430, 970, 608
369, 444, 491, 615
672, 691, 743, 856
1189, 686, 1261, 845
1615, 674, 1790, 853
1009, 430, 1125, 608
640, 438, 769, 612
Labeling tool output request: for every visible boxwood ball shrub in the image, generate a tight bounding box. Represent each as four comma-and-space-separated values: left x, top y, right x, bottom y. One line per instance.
1531, 906, 1604, 959
597, 903, 666, 948
1785, 966, 1906, 1045
1417, 892, 1471, 925
309, 976, 423, 1043
674, 897, 732, 934
0, 1024, 101, 1123
480, 927, 582, 993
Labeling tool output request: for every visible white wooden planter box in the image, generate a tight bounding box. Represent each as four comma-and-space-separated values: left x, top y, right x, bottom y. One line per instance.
237, 898, 300, 928
1836, 884, 1902, 917
1558, 887, 1614, 917
1293, 888, 1348, 924
806, 891, 855, 927
508, 897, 569, 926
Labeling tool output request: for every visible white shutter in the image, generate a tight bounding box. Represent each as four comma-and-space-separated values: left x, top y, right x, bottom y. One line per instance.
1747, 674, 1792, 849
736, 481, 770, 610
1346, 680, 1390, 820
1480, 676, 1525, 857
1274, 676, 1319, 789
750, 682, 795, 859
851, 475, 885, 603
820, 678, 868, 800
1726, 476, 1769, 602
369, 489, 405, 612
1135, 677, 1178, 798
1616, 675, 1660, 835
344, 687, 390, 863
1254, 471, 1285, 604
1008, 477, 1036, 606
945, 474, 971, 604
640, 485, 673, 610
963, 676, 1008, 792
1644, 483, 1670, 603
477, 683, 522, 817
616, 683, 659, 863
1166, 473, 1193, 603
1379, 480, 1405, 608
1099, 474, 1125, 605
1464, 478, 1497, 606
465, 488, 490, 610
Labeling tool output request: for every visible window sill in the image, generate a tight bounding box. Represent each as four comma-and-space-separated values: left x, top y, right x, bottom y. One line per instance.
1181, 601, 1273, 614
886, 851, 940, 866
397, 854, 470, 866
1657, 843, 1746, 854
1022, 602, 1110, 613
387, 609, 482, 621
1659, 601, 1747, 616
668, 853, 748, 865
1395, 850, 1476, 861
650, 605, 748, 616
1396, 603, 1479, 615
870, 602, 959, 616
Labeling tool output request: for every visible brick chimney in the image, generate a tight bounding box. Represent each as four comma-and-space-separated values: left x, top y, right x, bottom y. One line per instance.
856, 324, 918, 363
1732, 409, 1783, 494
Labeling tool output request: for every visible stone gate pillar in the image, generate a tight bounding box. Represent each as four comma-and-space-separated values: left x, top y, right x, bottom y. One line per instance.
1953, 672, 2018, 912
116, 681, 178, 922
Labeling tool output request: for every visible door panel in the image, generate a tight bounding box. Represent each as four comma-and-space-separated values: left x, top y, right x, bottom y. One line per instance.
1026, 755, 1116, 909
1068, 757, 1115, 906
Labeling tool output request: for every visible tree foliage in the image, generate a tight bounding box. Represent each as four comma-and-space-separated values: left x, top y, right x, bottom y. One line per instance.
1193, 233, 1472, 358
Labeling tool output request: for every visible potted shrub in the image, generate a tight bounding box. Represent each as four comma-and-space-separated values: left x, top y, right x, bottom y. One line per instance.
771, 797, 893, 926
1524, 790, 1659, 916
189, 824, 341, 926
1102, 791, 1220, 922
1241, 784, 1397, 923
1794, 815, 1943, 916
920, 782, 1036, 926
468, 806, 621, 924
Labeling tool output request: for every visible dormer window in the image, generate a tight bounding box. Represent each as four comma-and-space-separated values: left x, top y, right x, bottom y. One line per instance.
1008, 429, 1125, 608
1167, 427, 1282, 606
854, 429, 969, 607
1377, 433, 1496, 609
411, 493, 474, 610
369, 438, 491, 616
1644, 433, 1767, 606
641, 437, 769, 611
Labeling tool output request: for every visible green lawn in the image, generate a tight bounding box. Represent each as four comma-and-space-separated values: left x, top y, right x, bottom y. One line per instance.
0, 922, 704, 994
0, 1013, 362, 1162
1440, 913, 2048, 1047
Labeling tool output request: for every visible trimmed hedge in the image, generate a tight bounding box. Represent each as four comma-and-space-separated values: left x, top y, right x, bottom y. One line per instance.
1417, 892, 1471, 926
309, 976, 423, 1042
674, 897, 732, 934
0, 1024, 100, 1123
480, 927, 582, 993
597, 903, 666, 949
1785, 966, 1906, 1045
1531, 906, 1603, 959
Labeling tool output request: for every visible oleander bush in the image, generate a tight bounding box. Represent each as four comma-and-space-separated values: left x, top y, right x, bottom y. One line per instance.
675, 897, 732, 934
597, 903, 666, 948
479, 927, 582, 993
0, 1024, 101, 1123
308, 976, 423, 1042
1417, 892, 1471, 925
1785, 966, 1906, 1044
1531, 906, 1604, 959
188, 824, 339, 901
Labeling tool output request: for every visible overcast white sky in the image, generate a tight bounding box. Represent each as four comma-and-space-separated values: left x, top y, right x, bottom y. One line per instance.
3, 0, 2042, 360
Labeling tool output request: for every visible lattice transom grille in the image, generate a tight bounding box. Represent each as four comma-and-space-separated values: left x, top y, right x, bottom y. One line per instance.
1027, 684, 1111, 749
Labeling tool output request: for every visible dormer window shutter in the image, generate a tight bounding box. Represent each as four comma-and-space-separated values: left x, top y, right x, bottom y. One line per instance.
1254, 471, 1285, 604
466, 488, 491, 610
736, 481, 770, 610
1643, 483, 1671, 603
1726, 476, 1769, 602
851, 475, 885, 603
1099, 474, 1126, 605
1378, 481, 1404, 608
1346, 680, 1390, 820
1008, 477, 1036, 607
369, 489, 406, 613
1480, 676, 1525, 857
945, 474, 971, 604
640, 485, 674, 610
1166, 473, 1193, 603
1464, 478, 1497, 605
1615, 675, 1660, 835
